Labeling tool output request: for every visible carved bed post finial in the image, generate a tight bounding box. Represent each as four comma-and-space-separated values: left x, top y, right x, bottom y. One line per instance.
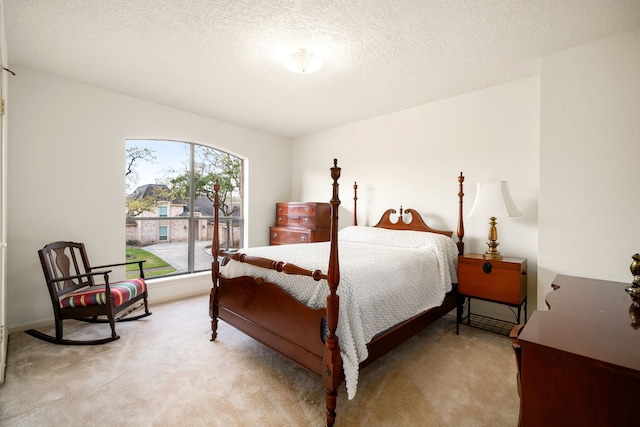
324, 159, 342, 427
353, 181, 358, 226
210, 181, 221, 341
457, 172, 465, 255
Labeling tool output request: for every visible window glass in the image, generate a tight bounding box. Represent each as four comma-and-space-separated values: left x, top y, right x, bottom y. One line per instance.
125, 139, 243, 279
158, 225, 168, 241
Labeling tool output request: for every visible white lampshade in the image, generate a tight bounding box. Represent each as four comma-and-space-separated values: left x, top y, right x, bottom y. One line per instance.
468, 181, 521, 218
284, 48, 322, 74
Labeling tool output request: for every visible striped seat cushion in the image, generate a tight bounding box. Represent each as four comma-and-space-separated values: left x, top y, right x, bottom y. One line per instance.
59, 278, 146, 308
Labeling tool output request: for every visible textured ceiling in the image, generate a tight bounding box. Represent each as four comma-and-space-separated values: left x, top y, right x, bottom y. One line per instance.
4, 0, 640, 137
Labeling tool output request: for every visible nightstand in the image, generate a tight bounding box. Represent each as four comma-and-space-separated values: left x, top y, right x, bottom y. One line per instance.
457, 253, 527, 335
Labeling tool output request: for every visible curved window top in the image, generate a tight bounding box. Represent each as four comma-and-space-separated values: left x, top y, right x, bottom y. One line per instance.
125, 139, 243, 279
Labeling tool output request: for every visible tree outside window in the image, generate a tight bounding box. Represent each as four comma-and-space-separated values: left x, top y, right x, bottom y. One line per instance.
125, 139, 243, 278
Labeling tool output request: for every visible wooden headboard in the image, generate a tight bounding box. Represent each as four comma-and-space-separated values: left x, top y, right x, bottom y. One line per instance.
368, 172, 465, 255
373, 207, 453, 237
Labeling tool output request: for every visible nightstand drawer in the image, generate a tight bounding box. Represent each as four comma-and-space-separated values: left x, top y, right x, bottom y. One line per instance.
458, 254, 527, 305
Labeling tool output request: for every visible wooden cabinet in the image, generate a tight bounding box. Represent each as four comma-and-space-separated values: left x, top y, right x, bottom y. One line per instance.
269, 202, 330, 245
516, 275, 640, 426
457, 254, 527, 334
458, 254, 527, 305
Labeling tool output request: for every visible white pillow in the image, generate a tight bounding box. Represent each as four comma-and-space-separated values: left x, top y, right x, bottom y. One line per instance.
338, 225, 452, 249
339, 225, 459, 284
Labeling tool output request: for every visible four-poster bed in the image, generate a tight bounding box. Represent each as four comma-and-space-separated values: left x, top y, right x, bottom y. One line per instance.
209, 160, 465, 426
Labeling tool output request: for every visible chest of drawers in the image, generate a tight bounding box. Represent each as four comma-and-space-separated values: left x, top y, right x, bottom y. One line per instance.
269, 202, 331, 245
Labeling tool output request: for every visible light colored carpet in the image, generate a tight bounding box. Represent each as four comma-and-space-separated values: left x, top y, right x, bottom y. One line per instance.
0, 294, 519, 426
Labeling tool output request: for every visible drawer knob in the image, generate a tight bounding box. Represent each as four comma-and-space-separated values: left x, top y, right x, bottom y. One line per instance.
300, 236, 307, 242
272, 233, 278, 239
482, 262, 493, 274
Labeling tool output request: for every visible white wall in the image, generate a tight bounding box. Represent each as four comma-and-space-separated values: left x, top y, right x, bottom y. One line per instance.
6, 66, 290, 329
291, 76, 541, 319
538, 28, 640, 308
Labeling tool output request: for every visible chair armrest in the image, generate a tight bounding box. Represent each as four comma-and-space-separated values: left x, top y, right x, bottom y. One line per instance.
91, 260, 146, 269
48, 269, 112, 284
509, 324, 524, 345
510, 324, 525, 398
91, 260, 146, 279
51, 269, 114, 303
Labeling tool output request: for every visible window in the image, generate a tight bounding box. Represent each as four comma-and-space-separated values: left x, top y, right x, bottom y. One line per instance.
125, 139, 243, 279
158, 225, 168, 241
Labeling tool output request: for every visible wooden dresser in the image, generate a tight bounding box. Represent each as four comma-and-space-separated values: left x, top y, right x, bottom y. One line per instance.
516, 274, 640, 426
269, 202, 331, 245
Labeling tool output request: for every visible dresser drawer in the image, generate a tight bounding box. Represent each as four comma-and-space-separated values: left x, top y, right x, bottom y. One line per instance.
269, 227, 330, 245
276, 214, 321, 229
458, 255, 527, 305
275, 203, 331, 230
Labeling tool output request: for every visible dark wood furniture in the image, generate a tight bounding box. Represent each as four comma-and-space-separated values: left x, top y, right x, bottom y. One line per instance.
269, 202, 331, 245
457, 254, 527, 335
26, 241, 151, 345
209, 161, 466, 426
509, 323, 525, 427
515, 274, 640, 426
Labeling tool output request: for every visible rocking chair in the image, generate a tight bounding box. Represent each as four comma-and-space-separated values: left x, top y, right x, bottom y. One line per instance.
25, 241, 152, 345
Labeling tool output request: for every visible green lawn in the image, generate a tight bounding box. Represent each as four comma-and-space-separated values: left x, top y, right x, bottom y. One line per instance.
126, 246, 176, 278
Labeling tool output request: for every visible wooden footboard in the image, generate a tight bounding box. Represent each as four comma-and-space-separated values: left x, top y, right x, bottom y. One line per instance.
216, 274, 326, 374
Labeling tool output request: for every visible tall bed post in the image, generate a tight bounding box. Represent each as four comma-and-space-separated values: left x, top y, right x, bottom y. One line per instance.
210, 182, 221, 341
457, 172, 465, 256
323, 159, 342, 427
353, 181, 358, 226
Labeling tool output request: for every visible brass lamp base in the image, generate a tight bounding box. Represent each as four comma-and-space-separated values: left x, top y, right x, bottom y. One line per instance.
483, 216, 504, 260
483, 247, 503, 260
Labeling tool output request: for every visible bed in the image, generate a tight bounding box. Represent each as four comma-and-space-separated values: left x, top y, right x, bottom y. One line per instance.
209, 159, 465, 426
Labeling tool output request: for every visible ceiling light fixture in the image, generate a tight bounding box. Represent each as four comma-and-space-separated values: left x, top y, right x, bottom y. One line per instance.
284, 48, 322, 74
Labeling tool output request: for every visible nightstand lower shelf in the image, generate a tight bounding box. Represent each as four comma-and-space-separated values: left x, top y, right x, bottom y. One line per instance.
459, 313, 518, 336
456, 295, 527, 336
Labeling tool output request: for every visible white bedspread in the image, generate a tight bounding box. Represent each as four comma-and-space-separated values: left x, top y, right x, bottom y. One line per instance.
219, 226, 459, 399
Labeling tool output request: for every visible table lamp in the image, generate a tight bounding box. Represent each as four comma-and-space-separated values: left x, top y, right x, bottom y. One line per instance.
468, 181, 521, 260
